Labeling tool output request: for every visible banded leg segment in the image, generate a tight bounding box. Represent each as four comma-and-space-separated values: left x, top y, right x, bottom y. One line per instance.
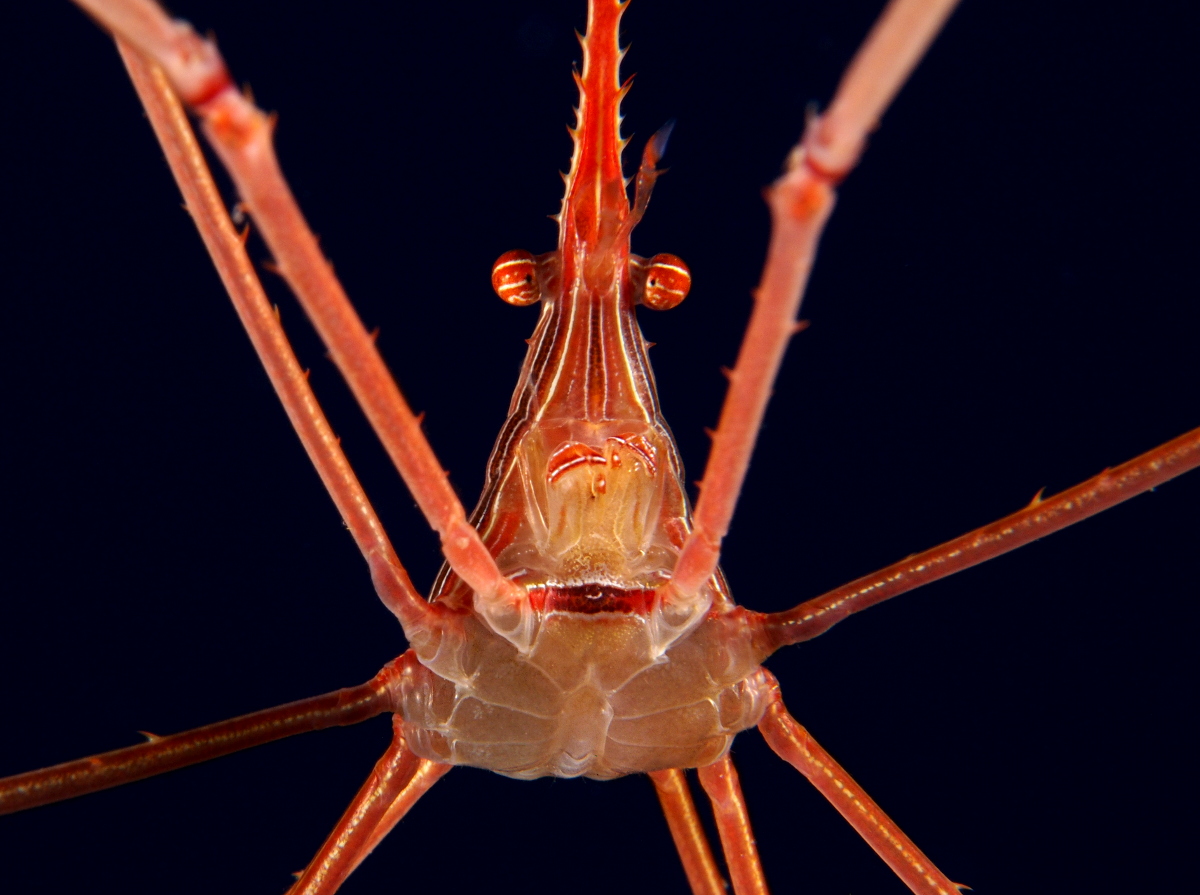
697, 757, 770, 895
79, 0, 522, 616
649, 769, 726, 895
665, 0, 962, 609
757, 671, 961, 895
113, 39, 434, 634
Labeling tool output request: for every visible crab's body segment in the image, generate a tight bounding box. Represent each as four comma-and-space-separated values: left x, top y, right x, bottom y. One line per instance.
398, 0, 768, 780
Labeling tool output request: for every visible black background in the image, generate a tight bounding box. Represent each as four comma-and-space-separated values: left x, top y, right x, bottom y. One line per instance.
2, 1, 1198, 893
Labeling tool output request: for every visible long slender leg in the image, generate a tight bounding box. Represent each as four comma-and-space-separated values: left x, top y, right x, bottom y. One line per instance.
664, 0, 961, 609
0, 666, 398, 815
805, 0, 960, 178
344, 759, 453, 878
288, 717, 423, 895
113, 39, 435, 635
756, 425, 1200, 649
649, 769, 726, 895
77, 0, 520, 616
756, 670, 961, 895
696, 757, 770, 895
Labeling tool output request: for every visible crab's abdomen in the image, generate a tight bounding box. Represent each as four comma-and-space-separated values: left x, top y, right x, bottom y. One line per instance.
396, 611, 769, 779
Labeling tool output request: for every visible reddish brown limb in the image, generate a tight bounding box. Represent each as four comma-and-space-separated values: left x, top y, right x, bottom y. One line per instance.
288, 718, 422, 895
83, 0, 521, 617
757, 671, 961, 895
696, 757, 770, 895
344, 760, 453, 878
663, 0, 961, 610
113, 40, 436, 636
649, 769, 727, 895
760, 425, 1200, 650
0, 671, 396, 816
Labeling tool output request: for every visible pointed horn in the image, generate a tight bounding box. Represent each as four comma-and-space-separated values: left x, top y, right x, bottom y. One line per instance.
559, 0, 631, 250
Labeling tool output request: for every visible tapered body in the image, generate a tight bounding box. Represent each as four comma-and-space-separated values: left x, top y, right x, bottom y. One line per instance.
399, 1, 769, 779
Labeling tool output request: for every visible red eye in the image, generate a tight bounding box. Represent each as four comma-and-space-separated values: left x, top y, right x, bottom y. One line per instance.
491, 250, 540, 306
642, 253, 691, 310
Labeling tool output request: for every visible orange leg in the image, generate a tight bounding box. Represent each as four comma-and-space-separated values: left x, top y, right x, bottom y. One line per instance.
111, 36, 437, 637
287, 716, 425, 895
696, 757, 770, 895
756, 670, 961, 895
80, 0, 523, 623
0, 668, 396, 815
649, 769, 726, 895
665, 0, 961, 611
346, 760, 453, 878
